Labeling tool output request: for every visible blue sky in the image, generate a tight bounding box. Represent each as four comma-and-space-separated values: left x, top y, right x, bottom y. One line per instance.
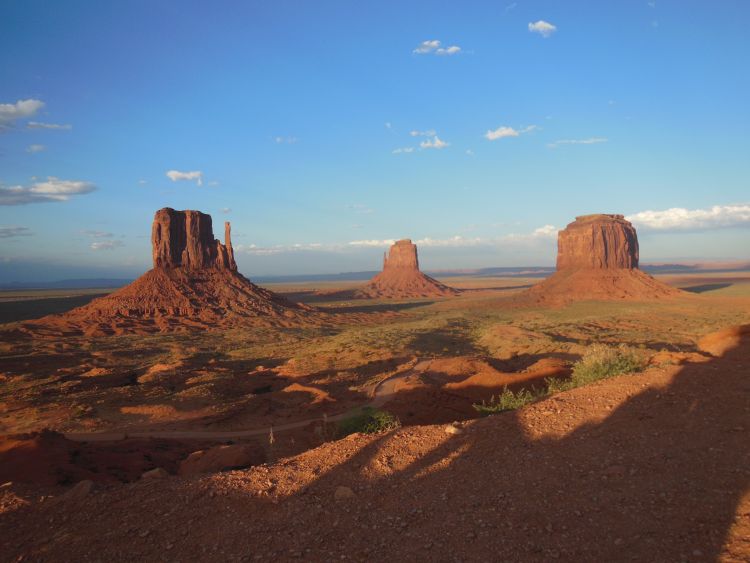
1, 0, 749, 281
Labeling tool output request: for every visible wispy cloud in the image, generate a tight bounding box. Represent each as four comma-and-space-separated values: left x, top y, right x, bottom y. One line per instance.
81, 230, 113, 238
347, 204, 374, 215
26, 144, 46, 153
0, 99, 44, 130
505, 2, 518, 12
137, 179, 147, 185
485, 124, 537, 141
420, 136, 449, 149
166, 170, 203, 186
274, 136, 298, 144
627, 204, 750, 231
547, 137, 607, 148
26, 121, 72, 130
91, 240, 124, 251
410, 129, 437, 137
392, 147, 415, 154
528, 20, 557, 38
0, 177, 96, 205
221, 207, 231, 214
413, 40, 462, 56
0, 226, 32, 238
385, 122, 392, 129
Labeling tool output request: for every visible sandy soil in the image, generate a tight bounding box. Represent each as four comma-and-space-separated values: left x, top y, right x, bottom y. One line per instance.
0, 328, 747, 562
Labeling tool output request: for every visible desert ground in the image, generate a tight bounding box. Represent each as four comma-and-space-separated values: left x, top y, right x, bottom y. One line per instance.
1, 270, 749, 561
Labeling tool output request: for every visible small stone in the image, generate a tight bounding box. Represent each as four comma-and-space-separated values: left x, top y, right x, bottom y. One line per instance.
334, 486, 355, 501
141, 468, 169, 480
61, 480, 93, 502
614, 538, 623, 546
444, 425, 462, 435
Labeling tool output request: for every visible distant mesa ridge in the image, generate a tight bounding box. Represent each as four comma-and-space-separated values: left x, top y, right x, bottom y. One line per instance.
355, 239, 459, 299
523, 213, 682, 304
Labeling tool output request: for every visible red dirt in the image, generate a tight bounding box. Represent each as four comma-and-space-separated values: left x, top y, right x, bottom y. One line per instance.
0, 430, 215, 485
355, 239, 459, 299
1, 326, 747, 562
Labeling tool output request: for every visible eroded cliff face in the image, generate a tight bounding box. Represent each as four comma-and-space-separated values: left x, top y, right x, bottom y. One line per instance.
383, 239, 420, 271
151, 208, 236, 271
556, 214, 639, 271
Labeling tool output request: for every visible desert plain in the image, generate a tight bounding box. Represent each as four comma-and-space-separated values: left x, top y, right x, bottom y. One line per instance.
0, 211, 749, 561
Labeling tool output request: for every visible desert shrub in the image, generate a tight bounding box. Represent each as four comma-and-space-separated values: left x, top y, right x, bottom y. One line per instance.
570, 344, 645, 386
473, 387, 540, 416
336, 407, 401, 437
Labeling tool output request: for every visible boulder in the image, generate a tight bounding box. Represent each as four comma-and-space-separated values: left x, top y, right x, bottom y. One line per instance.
178, 443, 265, 476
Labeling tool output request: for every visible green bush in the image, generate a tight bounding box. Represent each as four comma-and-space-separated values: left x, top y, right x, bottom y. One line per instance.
336, 407, 401, 437
473, 387, 540, 416
570, 343, 645, 386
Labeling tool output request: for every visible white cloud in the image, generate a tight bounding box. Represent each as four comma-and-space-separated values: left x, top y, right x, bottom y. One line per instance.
26, 121, 72, 130
436, 46, 461, 55
91, 240, 124, 251
392, 147, 415, 154
547, 137, 607, 148
348, 239, 396, 247
627, 204, 750, 231
274, 136, 298, 144
26, 144, 46, 153
166, 170, 203, 186
413, 40, 462, 56
0, 99, 45, 129
0, 176, 96, 205
420, 136, 449, 149
410, 129, 436, 137
465, 149, 475, 156
347, 204, 374, 214
413, 40, 441, 54
501, 224, 558, 242
0, 226, 32, 238
415, 235, 483, 247
485, 124, 537, 141
221, 207, 232, 214
528, 20, 557, 38
485, 126, 519, 141
138, 179, 147, 185
81, 230, 113, 238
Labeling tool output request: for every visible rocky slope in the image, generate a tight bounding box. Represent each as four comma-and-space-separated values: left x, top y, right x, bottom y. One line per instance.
1, 327, 747, 562
355, 239, 459, 299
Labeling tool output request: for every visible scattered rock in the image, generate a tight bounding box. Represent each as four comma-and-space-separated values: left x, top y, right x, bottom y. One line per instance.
444, 425, 462, 435
334, 486, 355, 500
178, 443, 265, 476
140, 468, 169, 480
60, 479, 93, 502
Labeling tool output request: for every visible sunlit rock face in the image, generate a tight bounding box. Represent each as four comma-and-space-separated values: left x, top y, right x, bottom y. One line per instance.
556, 214, 639, 271
151, 208, 236, 271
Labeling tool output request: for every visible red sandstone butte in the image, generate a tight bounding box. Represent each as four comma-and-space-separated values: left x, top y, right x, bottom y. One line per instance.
23, 208, 308, 336
523, 214, 681, 304
152, 208, 236, 271
355, 239, 459, 299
